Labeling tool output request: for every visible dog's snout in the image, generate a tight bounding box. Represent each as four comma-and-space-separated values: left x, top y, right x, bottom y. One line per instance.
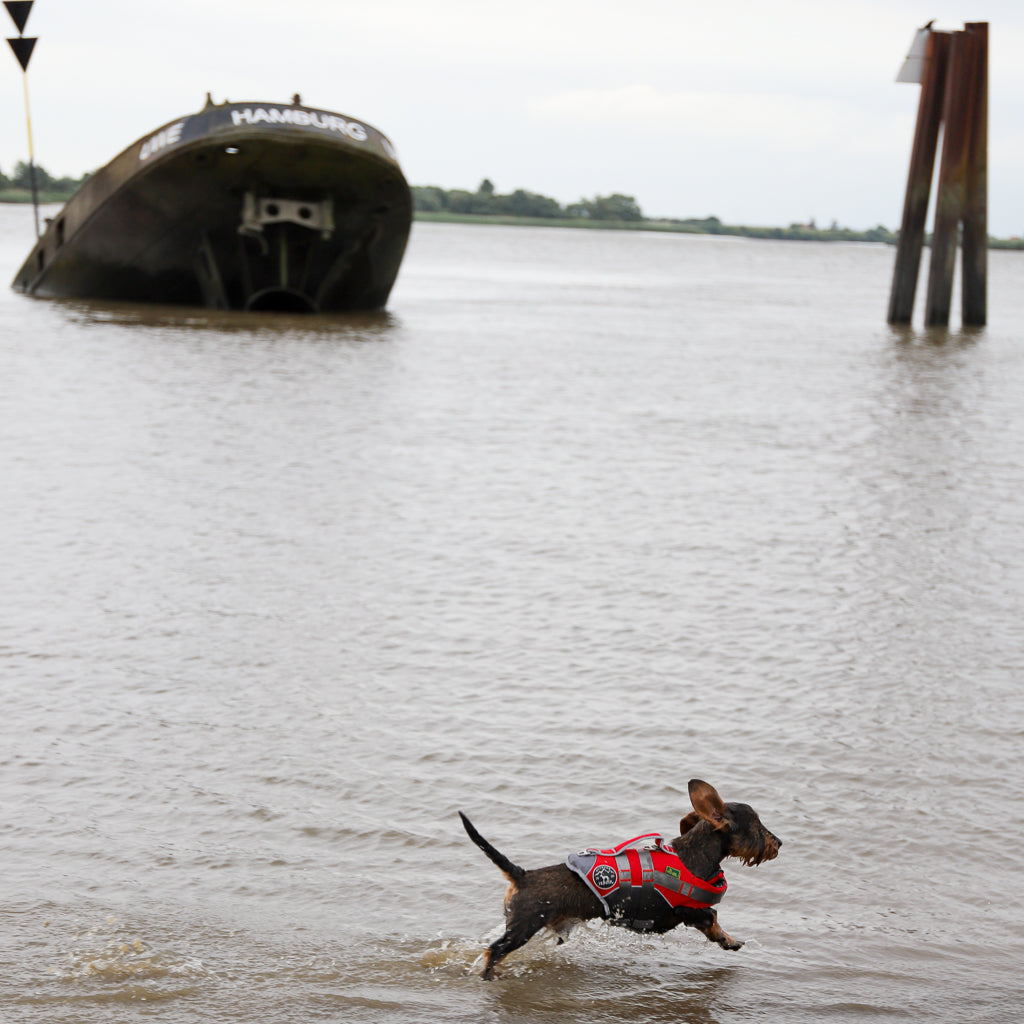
765, 832, 781, 859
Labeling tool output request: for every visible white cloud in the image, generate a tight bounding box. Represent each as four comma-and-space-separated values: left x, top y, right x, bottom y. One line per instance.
529, 84, 909, 153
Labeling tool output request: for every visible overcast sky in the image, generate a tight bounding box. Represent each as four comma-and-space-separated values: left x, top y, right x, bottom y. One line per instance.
3, 1, 1023, 234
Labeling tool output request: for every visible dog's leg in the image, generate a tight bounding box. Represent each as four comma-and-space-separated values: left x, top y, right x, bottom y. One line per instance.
481, 913, 546, 979
693, 909, 744, 950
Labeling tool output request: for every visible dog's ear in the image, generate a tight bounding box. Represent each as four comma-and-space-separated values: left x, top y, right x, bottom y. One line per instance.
688, 779, 729, 830
678, 811, 701, 835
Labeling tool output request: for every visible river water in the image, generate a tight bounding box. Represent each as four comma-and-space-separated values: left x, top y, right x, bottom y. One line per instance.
1, 204, 1022, 1023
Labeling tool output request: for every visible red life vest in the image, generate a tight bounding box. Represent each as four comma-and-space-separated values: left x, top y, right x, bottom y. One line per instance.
566, 833, 727, 932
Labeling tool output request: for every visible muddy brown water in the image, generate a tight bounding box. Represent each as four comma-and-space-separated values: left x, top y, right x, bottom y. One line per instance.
2, 206, 1022, 1022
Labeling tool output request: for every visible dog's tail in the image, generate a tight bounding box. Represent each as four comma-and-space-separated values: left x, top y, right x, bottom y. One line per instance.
459, 812, 526, 881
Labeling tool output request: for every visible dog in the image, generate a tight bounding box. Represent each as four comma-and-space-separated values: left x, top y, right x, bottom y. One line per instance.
460, 779, 780, 978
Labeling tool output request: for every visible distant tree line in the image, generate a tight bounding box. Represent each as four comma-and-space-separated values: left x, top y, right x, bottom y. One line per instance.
0, 162, 90, 198
413, 179, 644, 222
5, 164, 1015, 247
410, 182, 913, 242
666, 215, 898, 244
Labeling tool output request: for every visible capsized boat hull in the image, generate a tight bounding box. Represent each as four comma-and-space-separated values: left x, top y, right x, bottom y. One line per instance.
12, 98, 412, 312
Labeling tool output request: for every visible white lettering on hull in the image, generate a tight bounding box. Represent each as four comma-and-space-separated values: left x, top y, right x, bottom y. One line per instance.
140, 122, 186, 161
230, 107, 369, 142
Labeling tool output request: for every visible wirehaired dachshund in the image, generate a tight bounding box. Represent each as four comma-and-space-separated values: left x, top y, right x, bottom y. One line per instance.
460, 779, 780, 978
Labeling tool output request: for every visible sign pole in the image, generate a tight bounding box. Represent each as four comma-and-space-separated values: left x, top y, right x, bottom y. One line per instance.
20, 66, 39, 236
5, 1, 40, 237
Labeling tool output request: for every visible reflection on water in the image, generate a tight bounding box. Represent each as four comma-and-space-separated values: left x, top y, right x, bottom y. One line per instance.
57, 295, 400, 339
2, 209, 1023, 1023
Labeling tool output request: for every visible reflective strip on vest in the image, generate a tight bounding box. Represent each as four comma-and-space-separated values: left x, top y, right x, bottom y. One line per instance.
566, 833, 726, 931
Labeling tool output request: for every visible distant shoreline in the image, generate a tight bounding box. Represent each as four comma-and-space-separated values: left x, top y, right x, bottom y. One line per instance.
0, 189, 80, 205
414, 210, 895, 243
3, 193, 1021, 250
414, 210, 1024, 250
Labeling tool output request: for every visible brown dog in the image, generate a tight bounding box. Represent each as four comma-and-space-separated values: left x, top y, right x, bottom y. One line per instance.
460, 779, 780, 978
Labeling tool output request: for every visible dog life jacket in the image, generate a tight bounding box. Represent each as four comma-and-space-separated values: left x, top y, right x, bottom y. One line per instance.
566, 833, 727, 932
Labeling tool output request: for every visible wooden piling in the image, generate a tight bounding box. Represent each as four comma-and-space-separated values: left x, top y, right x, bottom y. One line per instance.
961, 22, 988, 326
887, 31, 949, 324
888, 22, 988, 328
925, 30, 975, 326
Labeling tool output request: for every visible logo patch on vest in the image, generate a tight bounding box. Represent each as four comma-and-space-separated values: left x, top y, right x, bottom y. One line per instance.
591, 864, 618, 890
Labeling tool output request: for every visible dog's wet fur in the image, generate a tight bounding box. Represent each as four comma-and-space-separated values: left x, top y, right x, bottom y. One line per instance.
460, 779, 780, 978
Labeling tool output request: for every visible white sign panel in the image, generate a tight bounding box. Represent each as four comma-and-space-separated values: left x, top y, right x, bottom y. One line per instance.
896, 28, 931, 83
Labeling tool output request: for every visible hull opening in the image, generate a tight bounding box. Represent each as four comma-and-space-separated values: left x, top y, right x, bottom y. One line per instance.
245, 287, 319, 313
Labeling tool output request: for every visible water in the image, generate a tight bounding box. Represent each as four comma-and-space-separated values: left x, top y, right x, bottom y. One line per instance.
2, 204, 1023, 1022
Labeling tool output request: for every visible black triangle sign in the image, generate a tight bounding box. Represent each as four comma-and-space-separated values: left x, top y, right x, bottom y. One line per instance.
4, 1, 33, 35
7, 34, 35, 70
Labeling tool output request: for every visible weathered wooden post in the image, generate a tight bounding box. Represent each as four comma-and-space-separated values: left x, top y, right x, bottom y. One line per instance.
925, 30, 975, 326
961, 22, 988, 326
887, 22, 989, 327
887, 28, 949, 324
